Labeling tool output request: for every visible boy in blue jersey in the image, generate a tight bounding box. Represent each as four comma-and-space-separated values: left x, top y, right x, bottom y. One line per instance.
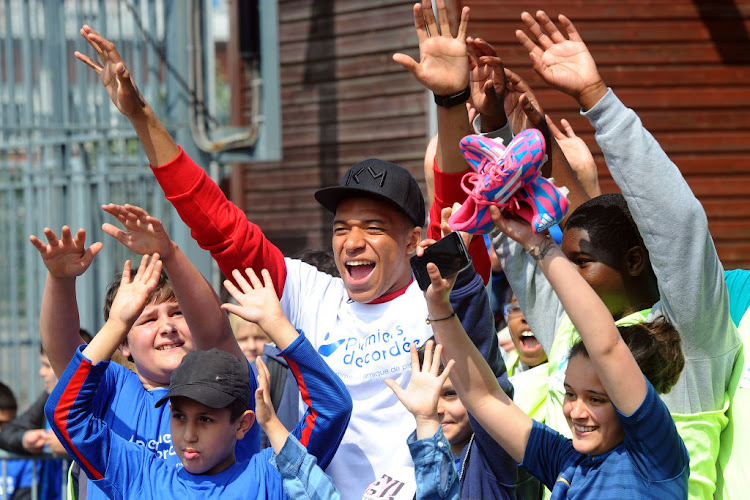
46, 255, 351, 499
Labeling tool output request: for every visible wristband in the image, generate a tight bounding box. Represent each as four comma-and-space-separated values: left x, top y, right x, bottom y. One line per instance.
526, 235, 555, 261
425, 311, 456, 324
433, 86, 470, 108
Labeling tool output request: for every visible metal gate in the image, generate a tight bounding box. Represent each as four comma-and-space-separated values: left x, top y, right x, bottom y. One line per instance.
0, 0, 223, 407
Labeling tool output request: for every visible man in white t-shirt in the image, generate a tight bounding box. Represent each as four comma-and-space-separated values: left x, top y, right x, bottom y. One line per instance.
75, 5, 503, 494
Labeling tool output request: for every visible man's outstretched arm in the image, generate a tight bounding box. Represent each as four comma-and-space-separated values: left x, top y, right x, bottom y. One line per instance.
76, 26, 288, 295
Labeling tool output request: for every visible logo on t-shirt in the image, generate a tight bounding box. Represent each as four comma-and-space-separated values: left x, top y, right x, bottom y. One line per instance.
317, 329, 422, 399
317, 328, 420, 369
129, 432, 177, 461
363, 473, 415, 500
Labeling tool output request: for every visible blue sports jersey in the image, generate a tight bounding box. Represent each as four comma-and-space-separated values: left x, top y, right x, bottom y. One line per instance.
80, 356, 260, 499
0, 459, 33, 498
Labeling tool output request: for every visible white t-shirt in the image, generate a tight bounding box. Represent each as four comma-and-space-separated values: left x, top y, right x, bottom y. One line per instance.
280, 258, 434, 498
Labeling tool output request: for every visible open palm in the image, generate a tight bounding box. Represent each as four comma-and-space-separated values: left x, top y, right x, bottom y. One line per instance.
29, 227, 102, 279
535, 41, 599, 96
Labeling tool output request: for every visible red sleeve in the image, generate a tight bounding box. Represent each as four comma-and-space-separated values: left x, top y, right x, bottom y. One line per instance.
150, 147, 287, 297
430, 157, 490, 285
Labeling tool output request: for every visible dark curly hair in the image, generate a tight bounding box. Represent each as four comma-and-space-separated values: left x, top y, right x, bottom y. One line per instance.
564, 193, 651, 271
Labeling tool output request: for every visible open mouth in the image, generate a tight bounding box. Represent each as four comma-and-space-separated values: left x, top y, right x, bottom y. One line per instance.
346, 260, 375, 281
519, 331, 541, 351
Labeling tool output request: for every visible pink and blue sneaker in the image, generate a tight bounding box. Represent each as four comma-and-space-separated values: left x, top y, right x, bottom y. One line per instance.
505, 176, 569, 233
449, 129, 546, 234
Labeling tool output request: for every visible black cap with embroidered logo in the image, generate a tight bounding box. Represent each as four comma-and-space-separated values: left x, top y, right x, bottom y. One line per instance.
154, 348, 250, 409
314, 158, 425, 227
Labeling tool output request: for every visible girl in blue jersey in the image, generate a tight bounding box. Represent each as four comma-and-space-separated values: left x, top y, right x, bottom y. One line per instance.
421, 209, 689, 498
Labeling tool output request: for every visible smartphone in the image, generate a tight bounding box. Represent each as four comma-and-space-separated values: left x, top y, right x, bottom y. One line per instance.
410, 231, 472, 291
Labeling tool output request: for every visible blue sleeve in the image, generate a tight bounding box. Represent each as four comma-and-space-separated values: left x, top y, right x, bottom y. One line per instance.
407, 428, 459, 500
280, 332, 352, 470
724, 269, 750, 327
520, 420, 577, 490
450, 267, 513, 397
44, 347, 154, 498
617, 380, 690, 481
271, 434, 341, 500
465, 412, 518, 492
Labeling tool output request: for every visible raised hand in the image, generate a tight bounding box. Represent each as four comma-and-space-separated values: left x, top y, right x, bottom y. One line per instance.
385, 341, 454, 429
466, 38, 507, 131
488, 205, 548, 253
74, 25, 145, 118
503, 68, 545, 135
516, 11, 607, 110
102, 204, 174, 259
222, 269, 287, 333
107, 254, 163, 328
29, 227, 102, 279
254, 356, 291, 453
547, 117, 601, 197
393, 0, 470, 95
254, 356, 279, 428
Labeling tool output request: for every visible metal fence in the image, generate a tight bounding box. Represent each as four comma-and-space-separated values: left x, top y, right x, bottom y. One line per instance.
0, 0, 222, 408
0, 451, 68, 500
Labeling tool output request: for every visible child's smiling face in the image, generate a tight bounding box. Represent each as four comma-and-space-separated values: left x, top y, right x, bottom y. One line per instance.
120, 300, 194, 390
563, 354, 625, 456
437, 379, 473, 455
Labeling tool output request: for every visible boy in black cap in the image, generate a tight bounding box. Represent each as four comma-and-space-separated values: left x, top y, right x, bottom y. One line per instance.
76, 14, 501, 497
46, 255, 351, 499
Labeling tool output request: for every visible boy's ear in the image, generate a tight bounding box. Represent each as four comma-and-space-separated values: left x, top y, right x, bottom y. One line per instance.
624, 245, 647, 277
235, 410, 255, 439
405, 226, 422, 255
118, 342, 132, 359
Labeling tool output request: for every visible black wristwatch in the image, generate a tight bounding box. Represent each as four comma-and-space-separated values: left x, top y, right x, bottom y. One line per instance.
433, 85, 471, 108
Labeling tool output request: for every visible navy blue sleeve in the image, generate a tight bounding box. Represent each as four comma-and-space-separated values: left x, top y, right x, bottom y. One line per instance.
465, 412, 517, 493
280, 332, 353, 470
450, 267, 513, 397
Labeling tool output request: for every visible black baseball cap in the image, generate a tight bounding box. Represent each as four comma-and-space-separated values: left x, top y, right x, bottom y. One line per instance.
314, 158, 425, 227
155, 349, 250, 409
